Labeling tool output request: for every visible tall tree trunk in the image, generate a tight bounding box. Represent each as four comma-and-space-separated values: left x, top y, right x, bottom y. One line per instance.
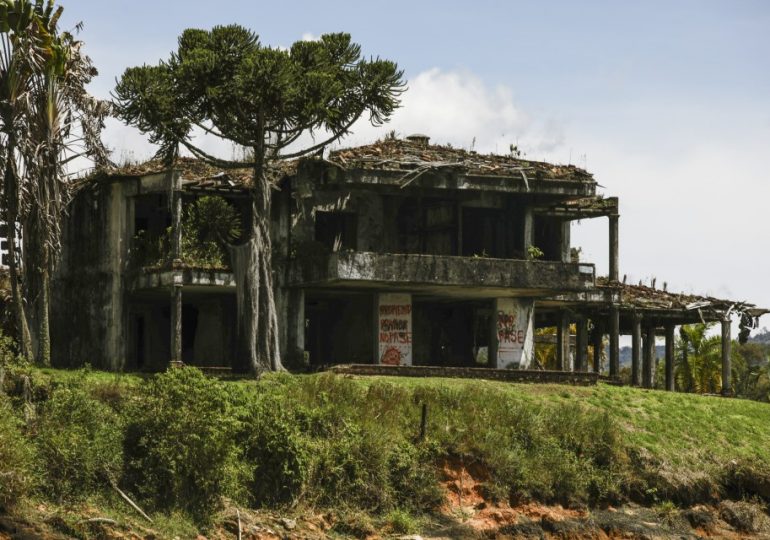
230, 172, 282, 374
37, 267, 50, 366
3, 135, 32, 359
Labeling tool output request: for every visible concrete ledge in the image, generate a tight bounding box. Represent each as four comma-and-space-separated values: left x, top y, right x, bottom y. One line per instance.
129, 267, 235, 291
290, 251, 595, 294
326, 363, 599, 385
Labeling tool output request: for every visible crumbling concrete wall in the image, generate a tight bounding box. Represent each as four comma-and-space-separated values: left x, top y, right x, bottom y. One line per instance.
51, 179, 134, 369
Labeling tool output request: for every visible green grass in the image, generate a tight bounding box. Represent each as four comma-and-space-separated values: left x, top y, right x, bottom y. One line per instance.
317, 374, 770, 469
5, 365, 770, 536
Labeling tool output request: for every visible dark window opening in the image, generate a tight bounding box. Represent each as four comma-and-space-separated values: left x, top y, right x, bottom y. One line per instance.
396, 198, 457, 255
134, 194, 169, 237
315, 211, 357, 251
461, 207, 507, 258
534, 216, 562, 261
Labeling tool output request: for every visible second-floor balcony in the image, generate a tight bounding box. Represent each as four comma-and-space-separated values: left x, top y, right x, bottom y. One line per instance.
288, 251, 595, 296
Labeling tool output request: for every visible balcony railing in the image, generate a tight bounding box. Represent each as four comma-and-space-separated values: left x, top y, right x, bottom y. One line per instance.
289, 251, 595, 293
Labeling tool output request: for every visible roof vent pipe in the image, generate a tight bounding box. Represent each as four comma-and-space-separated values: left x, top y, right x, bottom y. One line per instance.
405, 134, 430, 147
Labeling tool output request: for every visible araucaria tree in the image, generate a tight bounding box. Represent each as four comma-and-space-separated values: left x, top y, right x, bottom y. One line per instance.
0, 0, 110, 364
113, 26, 404, 374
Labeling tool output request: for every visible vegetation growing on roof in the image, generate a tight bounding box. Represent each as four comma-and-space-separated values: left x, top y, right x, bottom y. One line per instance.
327, 137, 595, 182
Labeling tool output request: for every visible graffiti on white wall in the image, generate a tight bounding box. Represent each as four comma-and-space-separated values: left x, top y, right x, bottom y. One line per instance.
495, 297, 534, 369
378, 293, 412, 366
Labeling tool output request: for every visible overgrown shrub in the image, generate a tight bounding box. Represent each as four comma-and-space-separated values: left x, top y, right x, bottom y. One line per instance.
0, 395, 36, 510
34, 385, 124, 501
240, 394, 310, 506
123, 368, 246, 522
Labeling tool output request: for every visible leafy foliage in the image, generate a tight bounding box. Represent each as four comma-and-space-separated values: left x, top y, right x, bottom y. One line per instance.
180, 195, 242, 267
123, 368, 246, 522
34, 385, 124, 501
0, 394, 36, 510
113, 26, 405, 165
0, 0, 110, 364
129, 195, 243, 269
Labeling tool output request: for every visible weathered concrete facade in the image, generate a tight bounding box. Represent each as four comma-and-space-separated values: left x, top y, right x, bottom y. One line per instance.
52, 168, 245, 370
50, 136, 766, 387
274, 137, 611, 371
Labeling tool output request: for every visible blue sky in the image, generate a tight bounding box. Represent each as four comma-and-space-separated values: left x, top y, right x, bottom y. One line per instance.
61, 1, 770, 327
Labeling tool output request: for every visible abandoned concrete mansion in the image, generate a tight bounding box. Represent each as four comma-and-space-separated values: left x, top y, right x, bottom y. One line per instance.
50, 135, 766, 392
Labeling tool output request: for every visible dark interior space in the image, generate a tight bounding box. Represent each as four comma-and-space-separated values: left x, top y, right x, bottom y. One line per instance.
127, 292, 236, 370
134, 193, 170, 237
396, 197, 458, 256
534, 216, 562, 262
315, 211, 358, 251
182, 305, 199, 364
461, 207, 508, 258
305, 293, 373, 365
413, 299, 492, 366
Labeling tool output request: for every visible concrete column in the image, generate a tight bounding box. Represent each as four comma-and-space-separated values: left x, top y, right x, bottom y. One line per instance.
556, 311, 571, 371
170, 285, 182, 366
631, 313, 642, 386
721, 318, 732, 396
609, 214, 619, 282
609, 306, 620, 378
642, 326, 655, 388
284, 289, 305, 368
665, 324, 675, 391
560, 220, 571, 263
575, 316, 588, 372
522, 206, 534, 254
591, 319, 603, 373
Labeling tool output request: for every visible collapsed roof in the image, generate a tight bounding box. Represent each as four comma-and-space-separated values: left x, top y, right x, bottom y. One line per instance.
327, 137, 594, 183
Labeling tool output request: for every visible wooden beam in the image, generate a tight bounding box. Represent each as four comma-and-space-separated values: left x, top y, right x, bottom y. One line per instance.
170, 284, 182, 366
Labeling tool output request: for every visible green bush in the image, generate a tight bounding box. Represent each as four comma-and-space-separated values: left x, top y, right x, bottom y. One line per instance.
240, 393, 310, 506
123, 368, 246, 522
0, 395, 36, 510
34, 385, 123, 501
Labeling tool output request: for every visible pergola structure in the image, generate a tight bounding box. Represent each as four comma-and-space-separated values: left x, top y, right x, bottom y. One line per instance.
536, 278, 768, 395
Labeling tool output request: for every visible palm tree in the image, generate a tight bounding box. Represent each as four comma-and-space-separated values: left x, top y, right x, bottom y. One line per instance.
20, 12, 109, 365
0, 0, 55, 359
676, 324, 723, 393
1, 1, 109, 364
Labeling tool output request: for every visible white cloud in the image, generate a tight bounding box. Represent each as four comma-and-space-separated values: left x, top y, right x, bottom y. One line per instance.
335, 67, 565, 157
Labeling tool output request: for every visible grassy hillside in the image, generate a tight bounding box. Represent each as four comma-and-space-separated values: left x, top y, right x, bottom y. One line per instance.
2, 365, 770, 537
